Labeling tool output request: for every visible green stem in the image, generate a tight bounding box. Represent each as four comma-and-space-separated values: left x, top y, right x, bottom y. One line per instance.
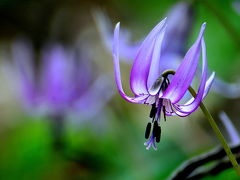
188, 86, 240, 176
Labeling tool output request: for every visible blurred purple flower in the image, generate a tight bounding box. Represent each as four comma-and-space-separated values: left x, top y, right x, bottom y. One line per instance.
6, 39, 112, 119
94, 2, 240, 99
219, 112, 240, 145
212, 78, 240, 99
113, 19, 215, 150
93, 8, 140, 61
94, 2, 193, 68
232, 0, 240, 15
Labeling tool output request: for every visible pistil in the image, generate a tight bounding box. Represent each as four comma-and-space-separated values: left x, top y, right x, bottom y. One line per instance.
144, 73, 171, 149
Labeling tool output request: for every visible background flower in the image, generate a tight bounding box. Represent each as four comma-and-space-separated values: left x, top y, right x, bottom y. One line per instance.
4, 39, 113, 119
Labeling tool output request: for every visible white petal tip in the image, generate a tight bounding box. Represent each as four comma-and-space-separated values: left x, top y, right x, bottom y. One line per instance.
201, 22, 207, 29
162, 17, 168, 26
114, 22, 120, 35
210, 72, 216, 80
197, 22, 207, 40
158, 17, 167, 27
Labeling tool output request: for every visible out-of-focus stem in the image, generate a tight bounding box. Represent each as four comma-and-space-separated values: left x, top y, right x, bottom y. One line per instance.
49, 114, 65, 152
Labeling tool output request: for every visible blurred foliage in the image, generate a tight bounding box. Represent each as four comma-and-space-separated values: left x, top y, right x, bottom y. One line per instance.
0, 0, 240, 179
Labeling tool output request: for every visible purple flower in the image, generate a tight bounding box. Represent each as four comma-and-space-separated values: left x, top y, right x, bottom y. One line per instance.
113, 19, 215, 150
95, 2, 240, 99
6, 39, 112, 119
94, 2, 193, 68
211, 78, 240, 99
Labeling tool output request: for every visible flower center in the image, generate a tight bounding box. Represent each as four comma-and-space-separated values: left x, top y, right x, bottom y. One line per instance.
144, 73, 172, 150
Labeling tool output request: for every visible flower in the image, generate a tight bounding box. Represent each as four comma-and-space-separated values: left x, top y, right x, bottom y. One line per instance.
6, 39, 113, 119
211, 78, 240, 98
95, 2, 240, 99
94, 2, 194, 67
112, 19, 215, 150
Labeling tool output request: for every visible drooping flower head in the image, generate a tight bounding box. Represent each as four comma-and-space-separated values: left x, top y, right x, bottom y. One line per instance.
95, 2, 240, 99
6, 39, 112, 119
113, 18, 215, 150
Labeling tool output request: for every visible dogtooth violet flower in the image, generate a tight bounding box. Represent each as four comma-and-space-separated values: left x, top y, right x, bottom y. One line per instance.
95, 2, 240, 99
112, 18, 215, 150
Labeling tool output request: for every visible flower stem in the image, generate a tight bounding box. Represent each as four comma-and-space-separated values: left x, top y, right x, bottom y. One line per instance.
188, 86, 240, 176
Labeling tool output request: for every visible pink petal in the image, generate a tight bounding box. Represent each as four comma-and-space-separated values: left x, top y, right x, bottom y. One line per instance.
162, 23, 206, 103
173, 38, 213, 114
113, 23, 148, 103
147, 25, 167, 92
130, 18, 167, 95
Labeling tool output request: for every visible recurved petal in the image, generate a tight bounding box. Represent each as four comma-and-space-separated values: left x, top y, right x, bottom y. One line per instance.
162, 23, 206, 103
165, 73, 215, 117
180, 72, 215, 106
147, 25, 167, 92
202, 72, 215, 98
130, 18, 167, 96
171, 108, 190, 117
172, 38, 212, 114
163, 105, 189, 117
113, 23, 148, 103
175, 74, 215, 115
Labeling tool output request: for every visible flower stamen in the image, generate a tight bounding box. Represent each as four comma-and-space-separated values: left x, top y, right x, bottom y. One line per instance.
145, 122, 152, 139
144, 73, 172, 150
